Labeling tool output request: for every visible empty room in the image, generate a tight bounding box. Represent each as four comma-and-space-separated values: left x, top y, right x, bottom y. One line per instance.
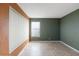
0, 3, 79, 56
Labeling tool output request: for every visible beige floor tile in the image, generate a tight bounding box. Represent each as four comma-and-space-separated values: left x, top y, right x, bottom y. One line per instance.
20, 41, 79, 56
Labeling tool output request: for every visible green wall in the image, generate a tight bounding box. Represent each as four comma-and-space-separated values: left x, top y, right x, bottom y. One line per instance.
30, 9, 79, 50
30, 18, 60, 41
60, 9, 79, 50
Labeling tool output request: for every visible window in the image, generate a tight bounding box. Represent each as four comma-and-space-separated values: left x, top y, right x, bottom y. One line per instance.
31, 22, 40, 37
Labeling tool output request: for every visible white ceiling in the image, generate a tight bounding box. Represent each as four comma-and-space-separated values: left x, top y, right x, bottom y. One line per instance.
18, 3, 79, 18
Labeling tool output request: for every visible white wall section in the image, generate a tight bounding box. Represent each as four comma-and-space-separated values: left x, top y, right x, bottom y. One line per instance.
9, 7, 29, 53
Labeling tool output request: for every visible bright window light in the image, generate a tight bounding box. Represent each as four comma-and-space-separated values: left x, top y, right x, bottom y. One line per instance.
31, 22, 40, 37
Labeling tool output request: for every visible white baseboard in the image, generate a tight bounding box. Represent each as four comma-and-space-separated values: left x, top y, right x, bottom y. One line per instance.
18, 43, 29, 56
60, 41, 79, 53
32, 41, 61, 42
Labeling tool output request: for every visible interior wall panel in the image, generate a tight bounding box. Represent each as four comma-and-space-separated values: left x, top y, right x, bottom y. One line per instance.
9, 7, 29, 53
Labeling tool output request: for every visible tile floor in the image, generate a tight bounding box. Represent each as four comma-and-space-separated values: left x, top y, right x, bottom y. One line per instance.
20, 41, 79, 56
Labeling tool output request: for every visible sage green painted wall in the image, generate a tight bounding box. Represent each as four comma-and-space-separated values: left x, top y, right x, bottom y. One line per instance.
30, 18, 60, 41
60, 9, 79, 50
